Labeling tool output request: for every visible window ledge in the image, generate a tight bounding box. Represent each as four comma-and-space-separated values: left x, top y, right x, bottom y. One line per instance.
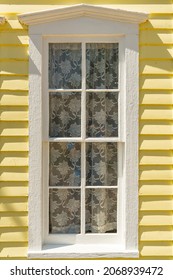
28, 245, 139, 259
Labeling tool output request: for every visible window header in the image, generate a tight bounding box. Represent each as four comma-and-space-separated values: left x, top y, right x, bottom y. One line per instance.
18, 4, 148, 26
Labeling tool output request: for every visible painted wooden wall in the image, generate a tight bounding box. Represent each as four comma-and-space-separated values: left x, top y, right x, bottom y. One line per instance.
0, 1, 172, 259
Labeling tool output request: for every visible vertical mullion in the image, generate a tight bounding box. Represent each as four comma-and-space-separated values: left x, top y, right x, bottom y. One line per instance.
81, 42, 86, 235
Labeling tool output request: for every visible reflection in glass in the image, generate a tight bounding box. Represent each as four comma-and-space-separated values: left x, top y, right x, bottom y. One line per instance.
86, 92, 118, 137
49, 92, 81, 137
49, 43, 81, 89
49, 142, 81, 186
86, 188, 117, 233
86, 142, 117, 186
86, 43, 118, 89
49, 188, 81, 233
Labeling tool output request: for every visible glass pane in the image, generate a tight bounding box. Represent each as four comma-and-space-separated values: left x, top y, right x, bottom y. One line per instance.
49, 92, 81, 137
49, 43, 81, 89
86, 188, 117, 233
86, 43, 118, 89
86, 92, 118, 137
49, 188, 80, 234
86, 142, 117, 186
49, 142, 81, 186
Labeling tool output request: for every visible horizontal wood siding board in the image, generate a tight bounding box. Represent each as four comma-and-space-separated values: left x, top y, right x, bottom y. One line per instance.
0, 92, 28, 106
0, 106, 28, 121
0, 213, 28, 227
139, 226, 173, 241
140, 16, 173, 30
139, 91, 173, 105
139, 181, 173, 196
140, 121, 173, 135
140, 76, 173, 90
0, 136, 28, 152
0, 197, 28, 212
139, 196, 173, 211
139, 151, 173, 165
139, 106, 173, 120
139, 211, 173, 226
0, 121, 28, 136
0, 31, 28, 46
0, 152, 28, 167
0, 228, 28, 242
139, 135, 173, 150
140, 30, 173, 45
140, 242, 173, 257
0, 244, 27, 258
0, 46, 28, 60
0, 61, 28, 76
0, 76, 28, 91
0, 186, 28, 197
140, 60, 173, 75
139, 46, 173, 59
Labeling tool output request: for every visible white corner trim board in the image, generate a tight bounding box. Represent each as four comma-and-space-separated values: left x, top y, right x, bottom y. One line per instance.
18, 4, 148, 25
0, 16, 6, 24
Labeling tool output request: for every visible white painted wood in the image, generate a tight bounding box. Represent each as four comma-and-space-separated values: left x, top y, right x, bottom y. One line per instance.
18, 4, 148, 25
27, 4, 143, 257
29, 35, 43, 251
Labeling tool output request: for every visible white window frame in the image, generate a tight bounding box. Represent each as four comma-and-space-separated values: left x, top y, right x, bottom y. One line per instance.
18, 4, 148, 259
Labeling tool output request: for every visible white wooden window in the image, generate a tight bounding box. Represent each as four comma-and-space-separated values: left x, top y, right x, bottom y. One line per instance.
43, 37, 124, 246
18, 4, 148, 258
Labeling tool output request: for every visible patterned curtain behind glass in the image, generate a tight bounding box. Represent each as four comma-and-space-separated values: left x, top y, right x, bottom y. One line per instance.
49, 43, 118, 234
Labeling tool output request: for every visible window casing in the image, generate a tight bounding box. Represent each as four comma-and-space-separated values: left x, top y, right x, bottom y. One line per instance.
18, 4, 148, 258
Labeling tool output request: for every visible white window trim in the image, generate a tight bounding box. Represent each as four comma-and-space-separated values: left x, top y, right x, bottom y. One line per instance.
18, 4, 148, 259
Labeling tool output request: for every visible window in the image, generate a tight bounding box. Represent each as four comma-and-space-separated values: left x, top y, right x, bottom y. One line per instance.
44, 39, 123, 246
18, 4, 148, 258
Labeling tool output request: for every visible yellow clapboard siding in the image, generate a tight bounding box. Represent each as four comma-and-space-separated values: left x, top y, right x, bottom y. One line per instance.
0, 20, 27, 30
139, 91, 173, 105
0, 76, 28, 91
0, 92, 28, 106
0, 244, 27, 258
139, 181, 173, 196
0, 228, 28, 242
140, 226, 173, 241
140, 106, 173, 120
140, 76, 172, 90
139, 197, 173, 211
0, 167, 28, 181
140, 46, 173, 59
0, 106, 28, 121
140, 30, 173, 45
139, 151, 173, 165
0, 197, 28, 212
0, 61, 28, 76
140, 242, 173, 257
0, 31, 28, 45
0, 136, 28, 152
0, 46, 28, 60
139, 211, 173, 226
0, 152, 28, 167
140, 60, 173, 75
139, 136, 173, 150
0, 186, 28, 197
0, 213, 28, 227
140, 17, 173, 30
0, 121, 28, 136
140, 167, 173, 181
140, 121, 173, 135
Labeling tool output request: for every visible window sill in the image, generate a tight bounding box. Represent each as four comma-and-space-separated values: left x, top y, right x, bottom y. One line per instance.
28, 245, 139, 259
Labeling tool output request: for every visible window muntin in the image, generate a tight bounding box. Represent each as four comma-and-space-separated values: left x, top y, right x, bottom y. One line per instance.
47, 40, 120, 239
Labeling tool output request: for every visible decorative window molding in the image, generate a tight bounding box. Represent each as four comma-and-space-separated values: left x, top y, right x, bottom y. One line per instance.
0, 16, 6, 24
18, 4, 148, 259
18, 4, 148, 25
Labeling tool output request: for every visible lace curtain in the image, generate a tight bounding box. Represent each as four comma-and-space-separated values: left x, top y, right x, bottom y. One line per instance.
49, 43, 118, 234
